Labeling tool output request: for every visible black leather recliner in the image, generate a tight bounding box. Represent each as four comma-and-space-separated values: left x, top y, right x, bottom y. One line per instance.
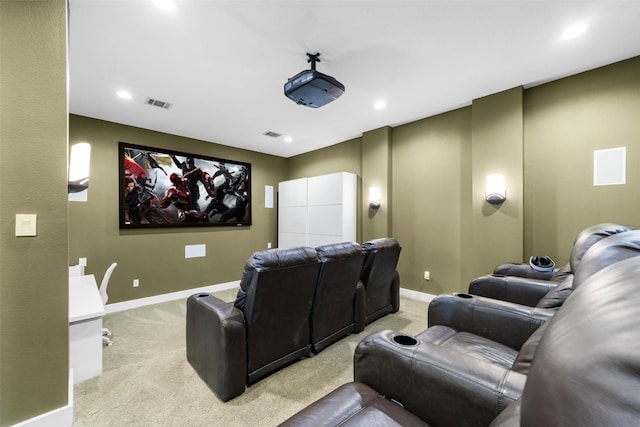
311, 241, 365, 353
470, 222, 631, 306
279, 256, 640, 426
186, 246, 321, 402
360, 238, 402, 324
428, 229, 640, 349
492, 222, 631, 281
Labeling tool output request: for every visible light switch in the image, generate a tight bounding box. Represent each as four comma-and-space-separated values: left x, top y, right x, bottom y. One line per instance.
15, 214, 37, 237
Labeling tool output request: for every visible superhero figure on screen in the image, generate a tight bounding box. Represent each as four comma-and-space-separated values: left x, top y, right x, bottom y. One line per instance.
219, 180, 250, 223
159, 173, 209, 224
123, 171, 172, 225
170, 155, 207, 211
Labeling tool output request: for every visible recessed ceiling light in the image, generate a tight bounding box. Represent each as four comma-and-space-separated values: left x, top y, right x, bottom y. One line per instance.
284, 136, 293, 143
561, 23, 588, 40
374, 100, 387, 110
154, 0, 175, 11
116, 90, 132, 100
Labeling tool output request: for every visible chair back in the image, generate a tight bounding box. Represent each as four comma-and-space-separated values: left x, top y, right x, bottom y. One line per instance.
572, 229, 640, 288
311, 242, 364, 353
360, 238, 402, 324
99, 262, 118, 305
236, 247, 321, 383
492, 256, 640, 426
568, 223, 631, 273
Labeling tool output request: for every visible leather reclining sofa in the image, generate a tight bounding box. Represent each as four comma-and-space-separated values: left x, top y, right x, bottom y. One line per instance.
280, 229, 640, 426
428, 223, 634, 337
186, 237, 401, 402
474, 222, 632, 305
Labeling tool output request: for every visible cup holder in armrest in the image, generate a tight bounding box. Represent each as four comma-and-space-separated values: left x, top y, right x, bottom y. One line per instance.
490, 274, 506, 278
194, 293, 210, 298
392, 334, 418, 346
455, 293, 473, 299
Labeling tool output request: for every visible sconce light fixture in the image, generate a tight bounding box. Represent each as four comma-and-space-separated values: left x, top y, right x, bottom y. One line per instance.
68, 142, 91, 193
485, 173, 506, 204
369, 187, 381, 209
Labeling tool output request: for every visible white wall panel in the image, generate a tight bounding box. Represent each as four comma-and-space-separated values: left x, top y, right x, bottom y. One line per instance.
308, 234, 344, 248
278, 233, 307, 249
278, 172, 357, 248
279, 178, 308, 206
308, 205, 343, 236
278, 206, 307, 233
308, 172, 344, 205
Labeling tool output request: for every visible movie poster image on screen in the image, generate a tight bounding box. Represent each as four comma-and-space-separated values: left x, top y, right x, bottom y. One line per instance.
119, 142, 251, 228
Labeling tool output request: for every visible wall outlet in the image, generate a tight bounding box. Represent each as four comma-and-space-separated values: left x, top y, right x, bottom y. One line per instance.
133, 279, 139, 288
423, 271, 430, 281
267, 242, 272, 249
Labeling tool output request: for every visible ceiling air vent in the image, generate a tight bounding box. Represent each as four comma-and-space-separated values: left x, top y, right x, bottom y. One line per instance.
145, 97, 172, 110
263, 131, 282, 138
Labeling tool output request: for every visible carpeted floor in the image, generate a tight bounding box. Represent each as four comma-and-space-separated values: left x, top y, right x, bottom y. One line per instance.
72, 289, 428, 426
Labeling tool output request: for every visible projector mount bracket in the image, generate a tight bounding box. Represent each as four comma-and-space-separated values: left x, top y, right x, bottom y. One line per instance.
307, 53, 320, 70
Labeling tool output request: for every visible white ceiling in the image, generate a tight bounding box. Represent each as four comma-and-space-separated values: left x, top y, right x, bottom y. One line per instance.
68, 0, 640, 158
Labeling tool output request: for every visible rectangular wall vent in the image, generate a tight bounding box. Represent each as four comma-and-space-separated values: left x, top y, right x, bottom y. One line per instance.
263, 131, 282, 138
145, 97, 172, 109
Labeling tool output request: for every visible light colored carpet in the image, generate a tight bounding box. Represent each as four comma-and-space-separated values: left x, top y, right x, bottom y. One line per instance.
72, 290, 428, 427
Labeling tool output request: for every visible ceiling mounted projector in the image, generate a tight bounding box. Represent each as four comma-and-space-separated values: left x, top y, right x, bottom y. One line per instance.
284, 53, 345, 108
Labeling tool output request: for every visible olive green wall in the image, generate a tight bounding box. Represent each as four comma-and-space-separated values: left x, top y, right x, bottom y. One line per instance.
523, 56, 640, 264
470, 88, 524, 283
287, 57, 640, 295
69, 115, 288, 303
0, 1, 69, 425
68, 56, 640, 304
287, 137, 361, 179
362, 127, 392, 241
392, 108, 472, 293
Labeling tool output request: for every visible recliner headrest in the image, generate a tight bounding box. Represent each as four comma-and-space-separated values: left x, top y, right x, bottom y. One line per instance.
244, 246, 319, 273
362, 237, 401, 253
569, 223, 631, 272
572, 229, 640, 289
316, 241, 363, 263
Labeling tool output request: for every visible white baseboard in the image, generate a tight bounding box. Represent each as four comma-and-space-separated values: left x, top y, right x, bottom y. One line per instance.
105, 280, 241, 314
103, 282, 432, 315
400, 288, 436, 303
11, 370, 74, 427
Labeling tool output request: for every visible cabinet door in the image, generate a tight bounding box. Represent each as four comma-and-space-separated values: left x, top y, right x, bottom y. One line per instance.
278, 172, 357, 248
278, 178, 308, 248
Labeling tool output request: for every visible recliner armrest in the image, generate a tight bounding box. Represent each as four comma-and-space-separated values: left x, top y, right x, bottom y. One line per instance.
468, 274, 557, 306
354, 281, 366, 333
427, 293, 552, 349
354, 329, 526, 427
390, 271, 400, 313
186, 293, 247, 402
493, 262, 559, 280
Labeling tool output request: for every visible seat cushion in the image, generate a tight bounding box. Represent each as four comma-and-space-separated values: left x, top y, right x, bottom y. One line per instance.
279, 382, 428, 427
415, 325, 518, 369
536, 276, 573, 309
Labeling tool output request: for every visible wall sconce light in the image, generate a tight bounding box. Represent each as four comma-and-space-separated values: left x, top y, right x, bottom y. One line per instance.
68, 142, 91, 202
369, 187, 382, 209
68, 142, 91, 193
485, 173, 506, 204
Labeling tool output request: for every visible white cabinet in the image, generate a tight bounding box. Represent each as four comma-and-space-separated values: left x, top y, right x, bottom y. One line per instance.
278, 172, 357, 248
